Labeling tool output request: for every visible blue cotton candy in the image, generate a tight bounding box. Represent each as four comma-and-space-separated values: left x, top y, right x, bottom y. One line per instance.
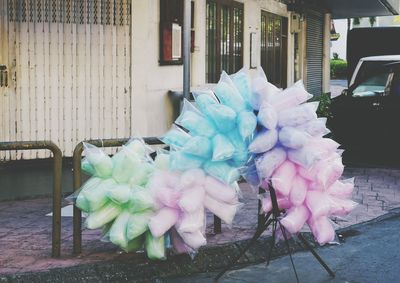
194, 92, 218, 113
230, 68, 252, 109
205, 104, 237, 133
169, 151, 204, 171
182, 136, 212, 158
161, 126, 191, 148
241, 161, 260, 187
204, 161, 240, 184
212, 134, 235, 161
176, 109, 217, 137
237, 111, 257, 139
214, 72, 246, 113
226, 131, 249, 166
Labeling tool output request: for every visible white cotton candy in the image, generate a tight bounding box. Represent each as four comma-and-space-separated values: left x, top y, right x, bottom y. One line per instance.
278, 102, 319, 128
271, 161, 297, 197
289, 175, 308, 206
279, 127, 311, 149
257, 103, 278, 130
249, 129, 279, 154
178, 186, 205, 213
179, 230, 207, 250
296, 118, 330, 137
204, 195, 239, 225
148, 207, 180, 238
251, 78, 280, 110
204, 176, 238, 204
287, 146, 321, 168
280, 205, 310, 234
255, 147, 287, 180
177, 209, 205, 233
305, 190, 331, 219
269, 80, 312, 112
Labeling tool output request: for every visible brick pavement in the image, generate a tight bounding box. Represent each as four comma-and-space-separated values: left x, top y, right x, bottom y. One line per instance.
0, 167, 399, 276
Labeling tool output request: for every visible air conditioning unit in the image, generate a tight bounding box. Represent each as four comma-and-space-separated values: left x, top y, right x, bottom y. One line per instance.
291, 13, 301, 33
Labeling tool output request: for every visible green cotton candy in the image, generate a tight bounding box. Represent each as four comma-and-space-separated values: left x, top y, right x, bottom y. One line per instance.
125, 234, 145, 252
84, 178, 117, 212
212, 134, 235, 161
84, 143, 113, 178
81, 158, 96, 176
112, 147, 141, 184
126, 210, 154, 240
237, 111, 257, 139
182, 136, 212, 158
161, 127, 192, 148
129, 163, 154, 187
169, 151, 204, 171
177, 110, 217, 137
109, 210, 131, 249
125, 139, 148, 158
204, 161, 241, 184
75, 177, 103, 212
205, 104, 237, 133
129, 186, 154, 213
85, 201, 122, 229
107, 184, 132, 205
145, 231, 166, 260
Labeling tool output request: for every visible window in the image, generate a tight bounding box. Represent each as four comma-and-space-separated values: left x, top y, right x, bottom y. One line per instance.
261, 11, 288, 88
206, 0, 243, 83
159, 0, 194, 65
352, 72, 391, 97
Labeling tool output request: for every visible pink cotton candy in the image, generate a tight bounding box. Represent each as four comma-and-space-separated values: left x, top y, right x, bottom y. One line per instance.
148, 170, 181, 192
249, 129, 279, 154
308, 138, 340, 153
297, 166, 316, 181
170, 228, 193, 254
289, 175, 308, 206
308, 217, 335, 245
255, 147, 287, 180
204, 195, 238, 225
148, 207, 180, 238
327, 179, 354, 198
316, 156, 344, 189
257, 103, 278, 130
280, 205, 310, 234
179, 230, 207, 250
178, 186, 205, 213
329, 196, 358, 217
305, 190, 331, 218
204, 176, 237, 204
269, 80, 312, 112
154, 186, 181, 208
261, 196, 292, 213
271, 160, 297, 196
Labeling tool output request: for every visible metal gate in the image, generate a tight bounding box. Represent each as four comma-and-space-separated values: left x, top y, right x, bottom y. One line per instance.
306, 10, 323, 96
0, 0, 132, 160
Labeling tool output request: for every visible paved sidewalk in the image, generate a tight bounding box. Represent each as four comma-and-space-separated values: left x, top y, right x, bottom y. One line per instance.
0, 167, 399, 277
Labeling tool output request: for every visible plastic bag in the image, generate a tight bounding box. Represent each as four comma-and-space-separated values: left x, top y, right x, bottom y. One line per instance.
277, 102, 319, 128
204, 195, 239, 225
175, 99, 217, 137
169, 151, 204, 171
204, 104, 237, 133
178, 187, 205, 213
271, 161, 296, 197
279, 127, 311, 150
145, 231, 166, 260
269, 80, 312, 112
237, 111, 257, 139
251, 67, 280, 110
192, 91, 219, 113
126, 210, 154, 240
107, 184, 132, 205
129, 162, 154, 187
84, 178, 117, 212
161, 125, 192, 148
249, 129, 279, 154
109, 211, 131, 249
81, 158, 96, 176
85, 201, 122, 229
177, 209, 205, 234
289, 175, 308, 206
178, 230, 207, 250
305, 190, 331, 219
214, 71, 246, 112
212, 134, 235, 161
154, 151, 170, 170
230, 67, 252, 108
182, 136, 212, 158
83, 142, 113, 178
204, 176, 237, 204
148, 207, 180, 238
112, 146, 142, 184
255, 147, 287, 180
204, 161, 240, 184
296, 117, 330, 137
280, 205, 309, 234
75, 177, 103, 212
129, 186, 154, 213
179, 168, 206, 188
307, 217, 335, 245
257, 103, 278, 130
326, 178, 354, 198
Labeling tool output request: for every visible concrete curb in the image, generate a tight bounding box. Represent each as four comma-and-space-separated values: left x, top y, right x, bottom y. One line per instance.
2, 208, 400, 283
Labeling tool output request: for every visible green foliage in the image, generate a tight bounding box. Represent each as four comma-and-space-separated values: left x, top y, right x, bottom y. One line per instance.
369, 16, 376, 27
330, 59, 347, 79
308, 92, 332, 119
353, 17, 360, 26
332, 52, 339, 60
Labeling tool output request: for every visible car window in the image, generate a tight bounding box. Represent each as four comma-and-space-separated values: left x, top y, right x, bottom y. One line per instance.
390, 70, 400, 96
352, 72, 390, 97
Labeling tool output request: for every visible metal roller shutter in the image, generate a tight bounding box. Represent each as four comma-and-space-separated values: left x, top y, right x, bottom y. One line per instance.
306, 11, 323, 96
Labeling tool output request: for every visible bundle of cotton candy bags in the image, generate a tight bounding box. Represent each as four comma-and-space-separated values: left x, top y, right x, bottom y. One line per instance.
147, 152, 240, 253
250, 69, 357, 245
74, 140, 167, 260
162, 69, 256, 185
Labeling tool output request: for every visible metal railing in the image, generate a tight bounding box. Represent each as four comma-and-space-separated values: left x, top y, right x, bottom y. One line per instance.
0, 141, 62, 257
72, 137, 224, 255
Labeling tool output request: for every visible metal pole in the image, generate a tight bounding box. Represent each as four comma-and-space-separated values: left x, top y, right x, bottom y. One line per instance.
183, 0, 191, 100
